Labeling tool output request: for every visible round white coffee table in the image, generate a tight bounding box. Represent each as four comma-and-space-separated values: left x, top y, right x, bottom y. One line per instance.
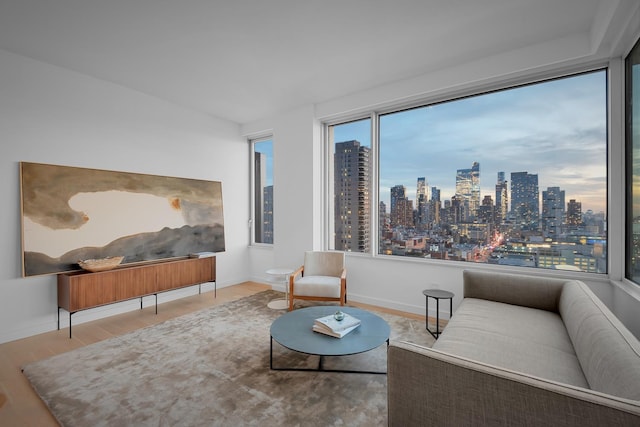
266, 268, 294, 309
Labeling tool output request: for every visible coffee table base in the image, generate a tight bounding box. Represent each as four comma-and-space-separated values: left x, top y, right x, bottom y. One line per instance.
269, 336, 389, 375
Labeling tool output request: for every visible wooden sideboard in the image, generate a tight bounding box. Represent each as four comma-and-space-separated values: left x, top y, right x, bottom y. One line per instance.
57, 256, 216, 337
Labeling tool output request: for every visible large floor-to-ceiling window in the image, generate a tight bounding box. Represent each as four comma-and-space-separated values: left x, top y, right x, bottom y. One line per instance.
626, 38, 640, 283
327, 69, 608, 274
328, 118, 372, 253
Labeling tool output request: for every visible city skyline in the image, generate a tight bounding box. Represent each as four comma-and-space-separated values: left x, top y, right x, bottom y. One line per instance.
333, 70, 607, 215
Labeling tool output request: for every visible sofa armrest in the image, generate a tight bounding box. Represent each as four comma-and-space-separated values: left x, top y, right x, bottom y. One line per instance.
388, 341, 640, 427
463, 269, 566, 312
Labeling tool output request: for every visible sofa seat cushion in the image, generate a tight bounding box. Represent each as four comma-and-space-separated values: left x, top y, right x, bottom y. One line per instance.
293, 275, 341, 298
433, 298, 589, 388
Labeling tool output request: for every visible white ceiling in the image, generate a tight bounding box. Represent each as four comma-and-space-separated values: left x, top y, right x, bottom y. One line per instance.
0, 1, 635, 124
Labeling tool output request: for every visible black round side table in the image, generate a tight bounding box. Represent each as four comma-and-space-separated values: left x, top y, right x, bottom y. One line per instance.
422, 289, 454, 339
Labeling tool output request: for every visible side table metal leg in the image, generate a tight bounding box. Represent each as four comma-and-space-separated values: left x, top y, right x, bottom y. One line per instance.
435, 298, 440, 337
425, 296, 429, 330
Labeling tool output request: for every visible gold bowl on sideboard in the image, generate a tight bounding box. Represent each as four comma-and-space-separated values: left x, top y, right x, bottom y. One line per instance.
77, 256, 124, 273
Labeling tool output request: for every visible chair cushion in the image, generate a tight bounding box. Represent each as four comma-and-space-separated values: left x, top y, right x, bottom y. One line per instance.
303, 251, 344, 277
294, 275, 341, 298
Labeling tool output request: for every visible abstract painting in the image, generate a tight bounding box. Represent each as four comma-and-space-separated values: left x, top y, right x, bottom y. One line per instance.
20, 162, 225, 277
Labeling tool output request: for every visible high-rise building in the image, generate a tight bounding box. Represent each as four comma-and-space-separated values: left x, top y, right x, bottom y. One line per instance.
495, 172, 508, 223
449, 195, 465, 224
254, 152, 267, 242
262, 185, 274, 243
511, 171, 539, 230
567, 199, 582, 228
390, 184, 414, 227
334, 140, 371, 252
379, 200, 389, 234
430, 186, 441, 225
542, 186, 565, 238
379, 201, 389, 254
456, 161, 480, 221
478, 195, 495, 224
416, 177, 429, 228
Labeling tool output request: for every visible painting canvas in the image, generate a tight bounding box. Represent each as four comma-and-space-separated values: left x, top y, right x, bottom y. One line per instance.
20, 162, 225, 277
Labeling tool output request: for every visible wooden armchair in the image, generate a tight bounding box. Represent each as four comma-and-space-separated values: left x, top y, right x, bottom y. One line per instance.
288, 251, 346, 311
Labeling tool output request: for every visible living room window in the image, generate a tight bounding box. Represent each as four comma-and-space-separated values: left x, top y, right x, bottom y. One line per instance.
327, 118, 372, 253
626, 38, 640, 283
251, 137, 274, 245
327, 70, 608, 273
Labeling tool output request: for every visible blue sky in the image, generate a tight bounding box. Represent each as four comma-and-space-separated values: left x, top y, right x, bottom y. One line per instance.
254, 139, 273, 186
333, 70, 607, 214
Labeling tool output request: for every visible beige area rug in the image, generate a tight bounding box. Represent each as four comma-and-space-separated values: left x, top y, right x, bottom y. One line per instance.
22, 290, 434, 426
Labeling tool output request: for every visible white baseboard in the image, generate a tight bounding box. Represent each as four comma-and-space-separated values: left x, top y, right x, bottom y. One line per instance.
0, 280, 234, 345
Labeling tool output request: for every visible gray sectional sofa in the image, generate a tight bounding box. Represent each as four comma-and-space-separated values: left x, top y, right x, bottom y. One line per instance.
387, 270, 640, 426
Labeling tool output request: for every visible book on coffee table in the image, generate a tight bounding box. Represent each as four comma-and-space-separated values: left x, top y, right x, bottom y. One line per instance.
312, 313, 361, 338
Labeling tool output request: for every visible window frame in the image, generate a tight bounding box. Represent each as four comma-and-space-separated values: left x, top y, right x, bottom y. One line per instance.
324, 67, 609, 275
250, 135, 274, 246
325, 116, 376, 254
626, 37, 640, 284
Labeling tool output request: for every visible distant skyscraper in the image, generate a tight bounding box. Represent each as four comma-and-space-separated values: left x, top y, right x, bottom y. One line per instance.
379, 201, 389, 253
542, 186, 565, 238
416, 177, 429, 228
379, 201, 388, 233
511, 171, 539, 230
263, 185, 273, 243
430, 186, 441, 225
390, 184, 413, 227
478, 195, 495, 224
334, 140, 371, 252
495, 172, 508, 223
456, 162, 480, 221
450, 194, 465, 224
416, 177, 427, 198
254, 152, 267, 242
567, 199, 582, 228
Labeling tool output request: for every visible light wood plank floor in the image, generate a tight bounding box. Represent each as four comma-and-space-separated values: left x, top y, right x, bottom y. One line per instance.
0, 282, 425, 426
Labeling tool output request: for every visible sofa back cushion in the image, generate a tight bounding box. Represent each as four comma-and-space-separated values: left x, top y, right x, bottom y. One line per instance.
559, 281, 640, 401
463, 270, 566, 312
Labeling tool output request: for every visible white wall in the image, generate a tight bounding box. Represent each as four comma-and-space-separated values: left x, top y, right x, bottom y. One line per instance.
244, 105, 320, 283
0, 49, 250, 343
242, 20, 640, 338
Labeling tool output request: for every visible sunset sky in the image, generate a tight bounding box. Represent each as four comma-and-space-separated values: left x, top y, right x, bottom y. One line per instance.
334, 70, 607, 214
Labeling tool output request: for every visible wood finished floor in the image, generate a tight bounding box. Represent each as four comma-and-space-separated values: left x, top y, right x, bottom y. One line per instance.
0, 282, 426, 426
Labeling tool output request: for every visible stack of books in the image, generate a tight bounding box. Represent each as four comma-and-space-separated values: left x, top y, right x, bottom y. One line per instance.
312, 312, 361, 338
